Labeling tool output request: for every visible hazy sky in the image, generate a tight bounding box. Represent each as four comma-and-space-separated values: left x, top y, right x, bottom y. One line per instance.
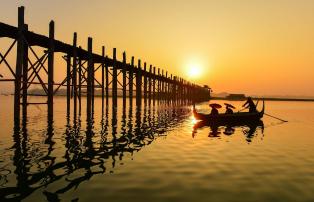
1, 0, 314, 96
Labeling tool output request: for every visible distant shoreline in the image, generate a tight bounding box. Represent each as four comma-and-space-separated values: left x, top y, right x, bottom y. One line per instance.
210, 97, 314, 102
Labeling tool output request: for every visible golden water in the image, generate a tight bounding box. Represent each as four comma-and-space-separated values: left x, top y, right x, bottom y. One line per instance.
1, 96, 314, 202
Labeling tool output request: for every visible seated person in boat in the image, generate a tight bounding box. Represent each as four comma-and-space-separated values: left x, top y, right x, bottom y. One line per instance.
211, 107, 219, 115
209, 103, 221, 115
242, 97, 257, 112
224, 103, 235, 114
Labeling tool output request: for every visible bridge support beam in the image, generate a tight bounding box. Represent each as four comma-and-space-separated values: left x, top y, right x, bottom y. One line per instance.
48, 20, 55, 120
122, 52, 127, 108
112, 48, 117, 109
66, 54, 71, 116
136, 59, 142, 107
14, 6, 25, 126
86, 37, 93, 122
129, 56, 134, 106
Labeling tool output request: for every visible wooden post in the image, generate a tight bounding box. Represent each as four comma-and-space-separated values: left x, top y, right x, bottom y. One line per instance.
180, 78, 183, 104
105, 56, 109, 105
173, 76, 176, 105
129, 56, 134, 106
143, 62, 147, 105
22, 24, 28, 117
48, 20, 55, 119
189, 82, 191, 104
161, 70, 164, 101
66, 54, 71, 115
170, 74, 173, 104
179, 77, 181, 104
78, 54, 82, 114
182, 79, 185, 105
122, 52, 127, 107
189, 82, 192, 104
165, 71, 168, 104
72, 33, 78, 117
157, 68, 160, 102
14, 6, 24, 124
112, 48, 117, 108
153, 66, 156, 106
178, 77, 181, 104
101, 46, 105, 112
136, 59, 142, 106
87, 37, 93, 121
148, 65, 152, 106
91, 50, 95, 116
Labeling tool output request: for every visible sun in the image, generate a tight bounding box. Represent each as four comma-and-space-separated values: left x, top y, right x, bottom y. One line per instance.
187, 63, 202, 79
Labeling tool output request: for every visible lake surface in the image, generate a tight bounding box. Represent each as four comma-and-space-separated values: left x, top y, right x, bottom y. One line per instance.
1, 95, 314, 202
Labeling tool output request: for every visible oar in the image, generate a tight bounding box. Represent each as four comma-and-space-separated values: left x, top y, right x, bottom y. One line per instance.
238, 108, 246, 112
264, 113, 288, 122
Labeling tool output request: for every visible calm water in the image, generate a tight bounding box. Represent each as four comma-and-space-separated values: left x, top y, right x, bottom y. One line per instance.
1, 95, 314, 202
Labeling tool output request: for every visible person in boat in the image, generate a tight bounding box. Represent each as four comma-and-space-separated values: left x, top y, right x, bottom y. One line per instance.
224, 103, 235, 114
209, 103, 221, 115
210, 107, 218, 115
242, 97, 257, 113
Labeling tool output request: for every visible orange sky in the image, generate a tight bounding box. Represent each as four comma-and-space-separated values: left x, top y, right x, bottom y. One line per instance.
1, 0, 314, 97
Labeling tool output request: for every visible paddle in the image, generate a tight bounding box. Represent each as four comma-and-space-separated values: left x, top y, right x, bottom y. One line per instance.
264, 113, 288, 122
238, 107, 247, 112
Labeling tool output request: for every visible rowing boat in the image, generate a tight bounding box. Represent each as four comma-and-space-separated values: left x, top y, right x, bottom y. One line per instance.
193, 100, 264, 125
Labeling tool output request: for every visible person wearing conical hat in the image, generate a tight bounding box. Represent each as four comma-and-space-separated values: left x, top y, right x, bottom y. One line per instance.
209, 103, 221, 115
210, 107, 219, 115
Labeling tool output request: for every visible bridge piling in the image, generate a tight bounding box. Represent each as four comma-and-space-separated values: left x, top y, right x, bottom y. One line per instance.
72, 33, 78, 118
129, 56, 134, 106
112, 48, 117, 109
143, 62, 147, 105
14, 6, 24, 125
22, 24, 28, 118
86, 37, 93, 122
48, 20, 55, 119
78, 55, 82, 114
66, 54, 71, 115
136, 59, 142, 106
157, 68, 160, 102
148, 65, 152, 106
122, 52, 127, 108
105, 56, 109, 105
101, 46, 105, 113
153, 66, 156, 106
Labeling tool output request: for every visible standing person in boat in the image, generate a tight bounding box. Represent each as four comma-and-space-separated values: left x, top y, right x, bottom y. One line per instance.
242, 97, 257, 113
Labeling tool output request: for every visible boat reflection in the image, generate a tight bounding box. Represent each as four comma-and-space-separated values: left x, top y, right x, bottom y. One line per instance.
192, 119, 264, 141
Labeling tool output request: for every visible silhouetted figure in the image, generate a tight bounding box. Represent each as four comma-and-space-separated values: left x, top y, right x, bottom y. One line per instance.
226, 108, 233, 114
210, 107, 219, 115
224, 103, 235, 114
242, 97, 256, 113
209, 103, 221, 115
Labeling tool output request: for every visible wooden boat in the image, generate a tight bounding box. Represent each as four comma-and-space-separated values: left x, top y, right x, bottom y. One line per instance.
193, 100, 264, 125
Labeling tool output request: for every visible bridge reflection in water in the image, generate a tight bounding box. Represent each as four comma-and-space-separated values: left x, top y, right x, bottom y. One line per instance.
1, 103, 191, 201
0, 101, 265, 201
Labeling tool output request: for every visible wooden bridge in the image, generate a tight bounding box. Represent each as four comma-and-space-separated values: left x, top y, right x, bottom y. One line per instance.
0, 7, 211, 126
